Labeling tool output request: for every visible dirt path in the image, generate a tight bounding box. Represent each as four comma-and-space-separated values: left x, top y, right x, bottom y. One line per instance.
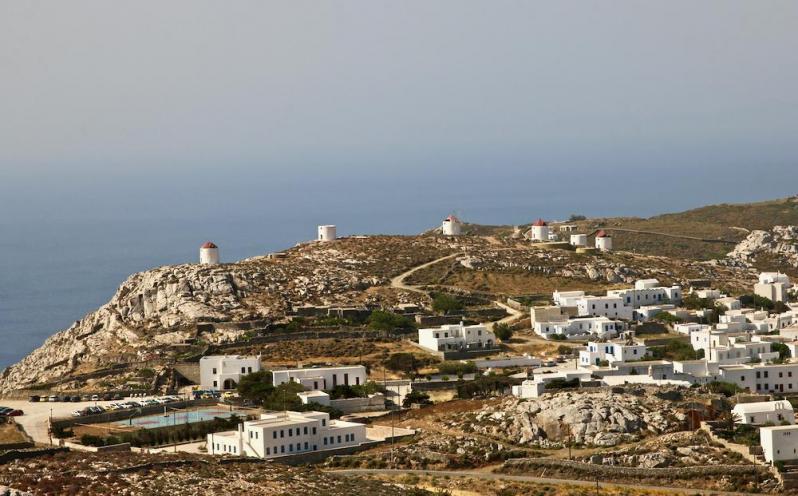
487, 300, 525, 331
390, 253, 462, 294
329, 468, 756, 495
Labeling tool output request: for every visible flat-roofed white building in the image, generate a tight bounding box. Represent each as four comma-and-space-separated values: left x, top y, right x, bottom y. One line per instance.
608, 279, 682, 309
761, 425, 798, 463
717, 297, 742, 311
733, 401, 795, 426
512, 379, 546, 399
208, 410, 366, 459
718, 363, 798, 394
576, 296, 633, 320
200, 355, 261, 391
579, 340, 647, 366
632, 304, 676, 322
553, 290, 585, 308
271, 365, 367, 391
534, 316, 623, 340
755, 272, 791, 303
674, 323, 711, 336
418, 322, 496, 353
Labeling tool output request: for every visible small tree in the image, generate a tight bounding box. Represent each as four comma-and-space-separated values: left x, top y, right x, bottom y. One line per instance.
432, 294, 464, 315
402, 390, 432, 408
493, 323, 513, 342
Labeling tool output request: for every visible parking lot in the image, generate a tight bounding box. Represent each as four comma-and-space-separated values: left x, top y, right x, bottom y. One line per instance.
0, 395, 189, 444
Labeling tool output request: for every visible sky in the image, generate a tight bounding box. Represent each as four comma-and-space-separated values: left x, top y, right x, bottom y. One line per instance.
1, 1, 797, 225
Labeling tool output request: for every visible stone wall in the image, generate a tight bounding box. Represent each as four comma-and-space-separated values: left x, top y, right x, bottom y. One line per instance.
0, 447, 69, 465
502, 457, 769, 480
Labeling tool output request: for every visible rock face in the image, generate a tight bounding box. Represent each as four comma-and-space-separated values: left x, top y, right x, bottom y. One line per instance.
456, 391, 684, 448
727, 225, 798, 268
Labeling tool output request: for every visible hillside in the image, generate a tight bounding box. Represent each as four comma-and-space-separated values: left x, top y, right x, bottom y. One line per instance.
553, 195, 798, 261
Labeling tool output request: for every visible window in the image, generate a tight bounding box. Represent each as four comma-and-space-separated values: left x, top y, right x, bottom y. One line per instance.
322, 419, 326, 427
323, 438, 328, 446
247, 367, 252, 373
241, 367, 246, 373
280, 430, 284, 438
312, 427, 317, 435
273, 431, 277, 439
213, 380, 218, 388
356, 377, 360, 385
296, 443, 301, 451
765, 371, 769, 378
212, 368, 217, 374
288, 428, 292, 437
344, 373, 349, 386
756, 372, 761, 379
281, 446, 285, 453
304, 442, 308, 450
289, 444, 293, 452
337, 435, 342, 443
304, 426, 308, 435
267, 447, 270, 455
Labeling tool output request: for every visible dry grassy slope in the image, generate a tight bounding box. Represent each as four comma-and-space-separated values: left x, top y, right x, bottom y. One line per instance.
484, 196, 798, 261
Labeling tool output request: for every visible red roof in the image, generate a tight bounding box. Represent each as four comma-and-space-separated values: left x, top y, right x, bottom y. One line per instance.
595, 230, 610, 238
201, 241, 218, 249
444, 215, 461, 223
532, 219, 547, 227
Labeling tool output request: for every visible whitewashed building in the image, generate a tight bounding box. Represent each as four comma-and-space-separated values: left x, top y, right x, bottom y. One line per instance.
200, 355, 261, 391
733, 401, 795, 426
317, 225, 337, 242
534, 316, 623, 340
755, 272, 791, 303
569, 234, 588, 247
418, 322, 496, 353
512, 379, 546, 399
595, 230, 612, 251
608, 279, 682, 309
271, 365, 367, 391
761, 425, 798, 463
579, 340, 647, 366
441, 215, 463, 236
530, 219, 549, 242
199, 241, 220, 265
552, 291, 586, 308
576, 296, 633, 320
208, 411, 367, 459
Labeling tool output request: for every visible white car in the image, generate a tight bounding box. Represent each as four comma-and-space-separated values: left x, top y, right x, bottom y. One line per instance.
71, 410, 83, 417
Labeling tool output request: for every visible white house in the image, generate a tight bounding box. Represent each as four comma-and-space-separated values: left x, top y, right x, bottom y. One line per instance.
208, 411, 367, 459
632, 304, 676, 322
441, 215, 463, 236
530, 219, 549, 242
200, 355, 261, 391
579, 340, 647, 366
552, 291, 585, 308
717, 363, 798, 394
595, 230, 612, 251
534, 316, 623, 340
576, 296, 633, 320
608, 279, 682, 309
760, 425, 798, 463
297, 390, 331, 407
755, 272, 791, 303
317, 225, 337, 242
418, 322, 496, 353
271, 365, 367, 391
733, 401, 795, 426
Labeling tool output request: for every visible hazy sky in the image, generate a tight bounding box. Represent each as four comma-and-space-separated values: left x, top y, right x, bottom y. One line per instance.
1, 1, 797, 223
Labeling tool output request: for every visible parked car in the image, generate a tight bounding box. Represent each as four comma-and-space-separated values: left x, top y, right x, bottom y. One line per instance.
28, 395, 40, 403
71, 410, 83, 417
81, 395, 91, 402
0, 407, 12, 416
543, 360, 556, 367
48, 395, 58, 402
91, 395, 100, 401
6, 410, 23, 417
71, 396, 81, 402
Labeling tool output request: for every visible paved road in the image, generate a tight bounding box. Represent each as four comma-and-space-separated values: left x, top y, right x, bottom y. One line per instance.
328, 468, 758, 495
390, 253, 462, 293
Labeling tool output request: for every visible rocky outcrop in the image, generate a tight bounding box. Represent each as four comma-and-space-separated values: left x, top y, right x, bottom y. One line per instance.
452, 391, 684, 447
0, 236, 453, 393
727, 225, 798, 268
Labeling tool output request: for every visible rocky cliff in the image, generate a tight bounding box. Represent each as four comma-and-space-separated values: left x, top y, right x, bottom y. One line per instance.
0, 236, 455, 393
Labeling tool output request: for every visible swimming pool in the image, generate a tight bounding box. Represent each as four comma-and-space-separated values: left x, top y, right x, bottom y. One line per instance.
113, 406, 241, 428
